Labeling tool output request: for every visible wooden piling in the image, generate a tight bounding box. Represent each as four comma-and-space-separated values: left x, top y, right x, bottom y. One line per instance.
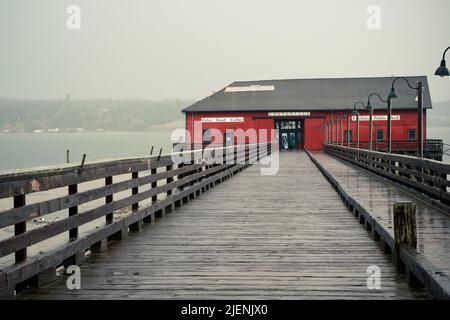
393, 201, 417, 249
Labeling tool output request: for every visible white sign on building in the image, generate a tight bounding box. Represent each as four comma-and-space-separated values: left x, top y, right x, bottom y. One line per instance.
201, 117, 244, 123
268, 112, 311, 117
352, 115, 400, 121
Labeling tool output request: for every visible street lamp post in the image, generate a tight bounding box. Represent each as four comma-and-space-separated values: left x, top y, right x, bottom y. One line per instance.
367, 93, 388, 151
352, 102, 365, 149
341, 114, 347, 146
435, 46, 450, 77
328, 121, 332, 144
335, 119, 339, 145
366, 104, 373, 150
346, 113, 350, 147
388, 77, 424, 157
375, 122, 379, 151
331, 119, 334, 144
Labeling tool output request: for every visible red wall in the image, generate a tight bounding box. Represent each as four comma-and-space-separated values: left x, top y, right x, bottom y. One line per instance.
185, 110, 426, 151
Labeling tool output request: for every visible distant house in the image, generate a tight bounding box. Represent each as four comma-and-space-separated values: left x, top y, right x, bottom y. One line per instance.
182, 76, 432, 151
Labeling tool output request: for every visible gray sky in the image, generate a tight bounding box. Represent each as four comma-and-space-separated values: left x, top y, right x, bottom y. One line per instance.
1, 0, 449, 101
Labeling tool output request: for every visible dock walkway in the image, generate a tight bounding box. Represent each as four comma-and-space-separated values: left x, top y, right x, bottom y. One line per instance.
17, 152, 421, 299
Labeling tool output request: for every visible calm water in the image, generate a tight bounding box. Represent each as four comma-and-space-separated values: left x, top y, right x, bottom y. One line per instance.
0, 131, 178, 172
427, 126, 450, 163
0, 127, 449, 172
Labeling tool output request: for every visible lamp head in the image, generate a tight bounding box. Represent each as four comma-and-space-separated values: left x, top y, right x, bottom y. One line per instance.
388, 87, 398, 99
435, 59, 450, 77
352, 106, 358, 115
366, 101, 372, 110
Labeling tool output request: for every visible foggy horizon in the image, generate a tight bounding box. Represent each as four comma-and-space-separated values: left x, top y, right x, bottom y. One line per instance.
1, 0, 450, 102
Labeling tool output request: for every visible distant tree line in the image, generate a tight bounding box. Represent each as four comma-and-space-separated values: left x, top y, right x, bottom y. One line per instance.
0, 98, 194, 132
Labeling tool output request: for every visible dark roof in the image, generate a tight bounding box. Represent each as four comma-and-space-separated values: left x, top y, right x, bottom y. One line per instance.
182, 76, 432, 113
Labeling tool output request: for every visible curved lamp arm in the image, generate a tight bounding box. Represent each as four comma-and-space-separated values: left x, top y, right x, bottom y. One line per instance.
391, 76, 418, 91
353, 101, 366, 110
367, 92, 388, 110
441, 46, 450, 60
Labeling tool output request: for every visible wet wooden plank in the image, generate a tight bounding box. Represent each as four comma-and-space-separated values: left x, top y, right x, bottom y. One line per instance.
309, 151, 450, 298
16, 152, 421, 300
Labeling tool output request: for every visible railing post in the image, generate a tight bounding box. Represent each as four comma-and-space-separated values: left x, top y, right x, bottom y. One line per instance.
166, 165, 173, 197
131, 172, 139, 211
14, 195, 26, 263
65, 183, 85, 267
151, 168, 157, 204
129, 172, 142, 232
105, 176, 113, 224
68, 184, 78, 241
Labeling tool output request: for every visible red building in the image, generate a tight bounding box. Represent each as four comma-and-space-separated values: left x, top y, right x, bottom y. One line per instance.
182, 76, 432, 151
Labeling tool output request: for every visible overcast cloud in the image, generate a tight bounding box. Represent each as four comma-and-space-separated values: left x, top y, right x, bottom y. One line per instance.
0, 0, 449, 101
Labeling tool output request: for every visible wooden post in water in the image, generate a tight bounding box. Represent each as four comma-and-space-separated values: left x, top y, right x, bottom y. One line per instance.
394, 201, 417, 249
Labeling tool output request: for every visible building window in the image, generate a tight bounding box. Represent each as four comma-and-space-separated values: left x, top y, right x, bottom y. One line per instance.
408, 129, 417, 141
344, 130, 353, 142
202, 129, 211, 143
376, 129, 384, 141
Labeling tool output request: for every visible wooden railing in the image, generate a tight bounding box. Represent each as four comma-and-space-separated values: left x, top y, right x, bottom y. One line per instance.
0, 143, 273, 296
325, 144, 450, 208
333, 139, 444, 160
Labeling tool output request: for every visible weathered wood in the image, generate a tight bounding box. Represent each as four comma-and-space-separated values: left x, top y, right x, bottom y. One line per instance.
105, 176, 113, 224
0, 143, 271, 295
166, 165, 173, 197
14, 152, 420, 300
0, 166, 200, 228
90, 239, 108, 253
110, 228, 129, 241
14, 194, 26, 264
0, 145, 244, 199
393, 202, 417, 249
63, 251, 85, 268
325, 144, 450, 207
307, 150, 450, 299
68, 184, 78, 241
31, 267, 56, 288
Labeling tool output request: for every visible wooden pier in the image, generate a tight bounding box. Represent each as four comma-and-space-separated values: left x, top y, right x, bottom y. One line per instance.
0, 143, 449, 299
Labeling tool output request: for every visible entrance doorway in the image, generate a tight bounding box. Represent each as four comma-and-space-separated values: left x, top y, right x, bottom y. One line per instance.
275, 120, 304, 150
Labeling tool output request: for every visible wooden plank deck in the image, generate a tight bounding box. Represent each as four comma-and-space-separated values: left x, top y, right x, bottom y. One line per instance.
16, 152, 422, 299
310, 152, 450, 279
